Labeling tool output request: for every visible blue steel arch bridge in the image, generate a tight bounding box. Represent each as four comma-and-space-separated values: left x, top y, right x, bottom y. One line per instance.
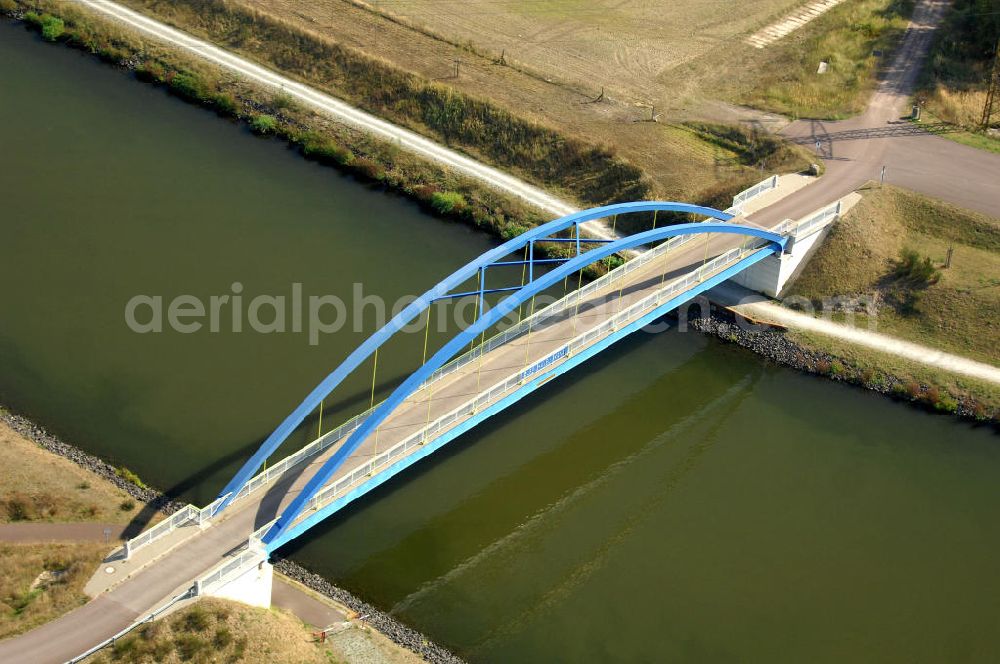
114, 200, 789, 600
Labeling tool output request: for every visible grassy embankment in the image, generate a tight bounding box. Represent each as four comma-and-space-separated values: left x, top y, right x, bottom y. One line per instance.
916, 0, 1000, 153
35, 1, 808, 218
0, 424, 146, 524
738, 0, 915, 118
84, 599, 330, 664
0, 421, 421, 661
0, 421, 151, 638
786, 184, 1000, 415
0, 541, 109, 640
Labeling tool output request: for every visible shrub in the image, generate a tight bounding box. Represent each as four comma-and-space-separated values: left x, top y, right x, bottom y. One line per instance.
76, 481, 90, 490
94, 43, 128, 64
272, 91, 297, 111
830, 360, 845, 376
137, 61, 168, 84
298, 131, 354, 165
169, 72, 207, 102
894, 248, 941, 285
0, 0, 18, 14
250, 114, 278, 134
214, 626, 233, 648
934, 396, 959, 413
815, 359, 832, 374
120, 498, 136, 512
114, 466, 147, 490
40, 15, 65, 42
212, 92, 238, 116
905, 381, 922, 399
183, 606, 211, 632
111, 635, 140, 658
174, 633, 209, 660
430, 191, 467, 215
352, 157, 385, 181
923, 386, 941, 406
3, 492, 32, 521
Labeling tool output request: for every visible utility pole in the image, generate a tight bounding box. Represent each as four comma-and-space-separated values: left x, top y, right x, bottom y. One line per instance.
982, 38, 1000, 130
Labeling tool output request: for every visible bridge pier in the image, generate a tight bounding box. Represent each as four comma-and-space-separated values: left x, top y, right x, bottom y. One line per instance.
200, 556, 273, 609
728, 194, 860, 297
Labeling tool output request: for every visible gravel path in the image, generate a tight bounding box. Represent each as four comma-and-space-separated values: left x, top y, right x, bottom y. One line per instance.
709, 282, 1000, 385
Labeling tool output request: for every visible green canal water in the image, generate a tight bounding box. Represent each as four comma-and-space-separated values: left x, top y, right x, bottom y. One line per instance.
3, 25, 999, 663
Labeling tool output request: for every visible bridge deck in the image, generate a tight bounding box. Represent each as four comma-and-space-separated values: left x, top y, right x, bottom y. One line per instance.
36, 223, 769, 663
271, 227, 767, 537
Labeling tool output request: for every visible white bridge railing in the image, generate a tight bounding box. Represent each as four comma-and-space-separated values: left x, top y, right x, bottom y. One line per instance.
287, 239, 776, 532
194, 542, 268, 596
118, 207, 792, 560
775, 200, 841, 239
730, 174, 779, 211
117, 496, 226, 560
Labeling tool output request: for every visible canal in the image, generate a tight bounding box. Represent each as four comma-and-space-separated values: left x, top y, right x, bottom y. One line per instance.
2, 24, 999, 662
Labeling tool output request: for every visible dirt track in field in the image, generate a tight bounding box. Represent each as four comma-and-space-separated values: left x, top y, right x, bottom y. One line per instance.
235, 0, 808, 198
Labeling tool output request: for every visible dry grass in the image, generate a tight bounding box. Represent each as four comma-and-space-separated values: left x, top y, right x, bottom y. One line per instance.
787, 184, 1000, 364
919, 0, 1000, 128
0, 541, 108, 639
0, 422, 148, 524
115, 0, 811, 203
86, 598, 330, 664
788, 328, 1000, 412
736, 0, 915, 118
315, 0, 804, 102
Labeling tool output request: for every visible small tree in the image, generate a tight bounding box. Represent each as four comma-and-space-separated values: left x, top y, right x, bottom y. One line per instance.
250, 114, 278, 135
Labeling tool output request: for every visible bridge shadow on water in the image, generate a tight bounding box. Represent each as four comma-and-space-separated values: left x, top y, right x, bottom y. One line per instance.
120, 379, 407, 539
269, 317, 750, 563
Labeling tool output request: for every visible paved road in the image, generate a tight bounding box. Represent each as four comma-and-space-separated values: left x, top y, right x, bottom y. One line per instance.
272, 577, 347, 629
750, 0, 1000, 227
0, 522, 127, 543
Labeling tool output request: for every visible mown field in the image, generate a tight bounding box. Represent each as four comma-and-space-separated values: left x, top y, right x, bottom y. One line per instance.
300, 0, 805, 101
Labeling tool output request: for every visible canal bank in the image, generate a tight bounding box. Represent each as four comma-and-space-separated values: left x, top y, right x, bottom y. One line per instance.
4, 13, 1000, 664
3, 3, 993, 424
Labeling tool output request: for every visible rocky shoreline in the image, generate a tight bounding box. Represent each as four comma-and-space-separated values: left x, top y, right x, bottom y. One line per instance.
274, 558, 465, 664
687, 305, 997, 425
0, 407, 464, 663
0, 409, 187, 515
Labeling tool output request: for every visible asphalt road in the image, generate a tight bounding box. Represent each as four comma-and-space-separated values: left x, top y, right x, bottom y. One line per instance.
751, 0, 1000, 227
0, 523, 127, 543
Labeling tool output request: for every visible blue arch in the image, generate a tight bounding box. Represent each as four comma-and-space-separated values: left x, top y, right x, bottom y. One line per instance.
215, 201, 733, 513
260, 221, 785, 545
